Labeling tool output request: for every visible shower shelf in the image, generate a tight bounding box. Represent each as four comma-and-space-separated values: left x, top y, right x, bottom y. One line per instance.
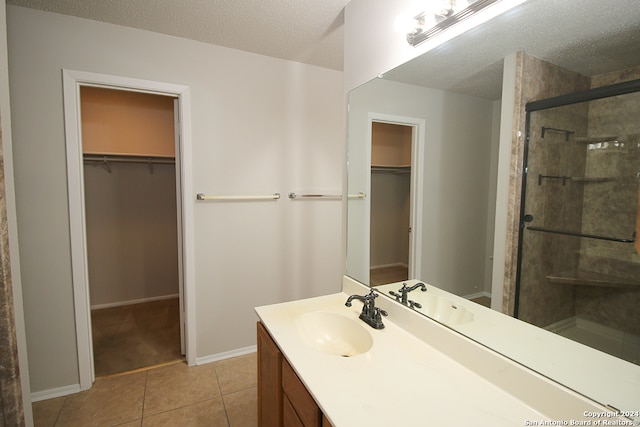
537, 174, 613, 185
547, 269, 640, 288
570, 177, 613, 182
574, 136, 619, 143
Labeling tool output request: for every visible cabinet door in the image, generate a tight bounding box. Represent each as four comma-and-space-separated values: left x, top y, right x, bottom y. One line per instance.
283, 395, 305, 427
257, 322, 283, 427
282, 358, 321, 427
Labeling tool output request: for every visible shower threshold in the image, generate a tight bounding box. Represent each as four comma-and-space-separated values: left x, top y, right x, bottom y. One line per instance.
546, 317, 640, 366
546, 269, 640, 289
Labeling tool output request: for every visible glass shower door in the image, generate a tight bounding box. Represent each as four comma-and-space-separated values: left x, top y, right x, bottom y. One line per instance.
516, 86, 640, 366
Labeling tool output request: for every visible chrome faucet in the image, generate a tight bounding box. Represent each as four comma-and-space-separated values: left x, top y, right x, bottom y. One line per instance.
389, 282, 427, 309
345, 290, 387, 329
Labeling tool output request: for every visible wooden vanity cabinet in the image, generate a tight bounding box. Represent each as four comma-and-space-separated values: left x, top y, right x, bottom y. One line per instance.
257, 321, 283, 426
257, 322, 334, 427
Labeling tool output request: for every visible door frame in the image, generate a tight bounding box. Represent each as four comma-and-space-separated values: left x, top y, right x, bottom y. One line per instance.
62, 69, 196, 389
368, 113, 425, 280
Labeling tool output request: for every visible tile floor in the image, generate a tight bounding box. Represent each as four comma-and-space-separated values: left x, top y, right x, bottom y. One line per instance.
470, 296, 491, 308
32, 354, 258, 427
370, 265, 409, 286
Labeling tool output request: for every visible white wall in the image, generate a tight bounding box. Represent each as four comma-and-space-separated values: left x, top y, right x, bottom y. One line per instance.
7, 5, 343, 394
348, 78, 495, 296
84, 163, 179, 307
370, 171, 410, 268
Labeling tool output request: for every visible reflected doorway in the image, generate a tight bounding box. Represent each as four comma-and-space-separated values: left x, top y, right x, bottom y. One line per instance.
370, 122, 414, 286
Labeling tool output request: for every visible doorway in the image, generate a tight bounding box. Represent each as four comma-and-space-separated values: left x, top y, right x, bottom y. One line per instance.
63, 69, 195, 390
80, 86, 183, 376
368, 117, 424, 287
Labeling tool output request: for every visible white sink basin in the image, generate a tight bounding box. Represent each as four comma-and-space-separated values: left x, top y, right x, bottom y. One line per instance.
295, 311, 373, 357
420, 295, 474, 326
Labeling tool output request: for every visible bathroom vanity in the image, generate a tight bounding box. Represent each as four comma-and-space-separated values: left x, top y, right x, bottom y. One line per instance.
257, 322, 334, 427
256, 277, 632, 427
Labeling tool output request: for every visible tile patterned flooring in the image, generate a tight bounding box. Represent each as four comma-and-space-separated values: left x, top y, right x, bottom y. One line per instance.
370, 265, 409, 287
471, 296, 491, 308
32, 354, 258, 427
33, 289, 490, 425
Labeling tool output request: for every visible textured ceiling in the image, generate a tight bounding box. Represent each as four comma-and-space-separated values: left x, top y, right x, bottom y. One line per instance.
5, 0, 349, 70
7, 0, 640, 97
383, 0, 640, 99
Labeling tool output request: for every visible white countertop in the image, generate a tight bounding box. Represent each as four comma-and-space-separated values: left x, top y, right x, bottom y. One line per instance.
255, 278, 629, 426
376, 279, 640, 421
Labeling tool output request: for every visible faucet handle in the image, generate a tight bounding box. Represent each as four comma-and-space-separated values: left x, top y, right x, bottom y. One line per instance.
372, 307, 388, 327
388, 290, 402, 302
375, 307, 388, 317
408, 300, 422, 309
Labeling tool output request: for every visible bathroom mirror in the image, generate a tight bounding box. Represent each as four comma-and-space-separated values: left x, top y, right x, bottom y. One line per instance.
346, 0, 640, 419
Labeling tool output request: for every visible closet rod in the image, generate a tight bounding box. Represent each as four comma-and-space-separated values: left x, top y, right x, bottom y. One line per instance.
196, 193, 281, 201
83, 154, 175, 165
527, 226, 635, 243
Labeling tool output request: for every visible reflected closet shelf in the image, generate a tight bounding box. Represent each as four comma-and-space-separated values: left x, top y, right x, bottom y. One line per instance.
547, 269, 640, 288
371, 165, 411, 173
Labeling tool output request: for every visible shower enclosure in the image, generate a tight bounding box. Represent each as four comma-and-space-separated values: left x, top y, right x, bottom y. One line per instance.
516, 78, 640, 366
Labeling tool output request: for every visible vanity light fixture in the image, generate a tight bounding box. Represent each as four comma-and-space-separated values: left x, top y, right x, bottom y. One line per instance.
406, 0, 523, 47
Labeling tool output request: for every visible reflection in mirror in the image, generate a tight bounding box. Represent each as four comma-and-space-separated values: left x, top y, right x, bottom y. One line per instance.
370, 121, 416, 286
517, 86, 640, 366
346, 0, 640, 420
347, 77, 496, 298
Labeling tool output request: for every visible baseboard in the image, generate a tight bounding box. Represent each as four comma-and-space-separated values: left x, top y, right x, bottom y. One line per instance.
195, 345, 257, 366
32, 345, 258, 401
31, 384, 81, 403
462, 291, 491, 300
90, 293, 179, 310
545, 317, 628, 341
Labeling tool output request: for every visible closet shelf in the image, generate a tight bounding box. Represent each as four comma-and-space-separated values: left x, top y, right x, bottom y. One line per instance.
371, 165, 411, 173
547, 269, 640, 288
83, 154, 175, 174
83, 153, 175, 163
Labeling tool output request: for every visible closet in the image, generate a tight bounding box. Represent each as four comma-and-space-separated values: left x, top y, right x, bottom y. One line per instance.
80, 86, 183, 376
370, 122, 412, 286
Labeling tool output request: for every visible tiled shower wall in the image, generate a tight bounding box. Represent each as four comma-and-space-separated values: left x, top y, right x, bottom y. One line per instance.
506, 54, 640, 335
518, 98, 589, 327
576, 67, 640, 336
508, 53, 591, 326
